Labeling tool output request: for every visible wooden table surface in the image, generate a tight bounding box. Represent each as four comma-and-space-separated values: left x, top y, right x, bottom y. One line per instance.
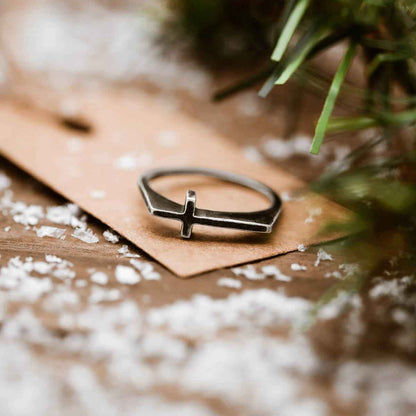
0, 81, 415, 415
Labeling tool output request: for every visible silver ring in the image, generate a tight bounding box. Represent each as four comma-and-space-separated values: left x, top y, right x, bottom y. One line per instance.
138, 167, 282, 239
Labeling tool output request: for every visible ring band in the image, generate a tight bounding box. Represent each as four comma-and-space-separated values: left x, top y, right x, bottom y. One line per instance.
138, 167, 282, 239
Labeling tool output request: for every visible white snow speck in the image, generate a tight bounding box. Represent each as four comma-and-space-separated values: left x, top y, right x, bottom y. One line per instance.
90, 271, 109, 285
89, 190, 106, 199
72, 228, 99, 244
262, 134, 312, 160
89, 286, 121, 304
114, 153, 152, 171
232, 265, 266, 280
118, 245, 140, 258
103, 230, 119, 244
243, 146, 264, 163
157, 130, 178, 147
130, 259, 161, 281
232, 264, 292, 282
291, 263, 307, 271
35, 226, 66, 239
0, 171, 11, 191
45, 254, 62, 263
217, 277, 242, 289
305, 207, 322, 224
262, 265, 292, 282
314, 248, 333, 267
297, 244, 307, 252
115, 265, 141, 285
12, 204, 44, 226
66, 137, 83, 153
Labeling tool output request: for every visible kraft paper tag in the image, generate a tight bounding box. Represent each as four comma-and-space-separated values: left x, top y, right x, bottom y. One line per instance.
0, 89, 347, 277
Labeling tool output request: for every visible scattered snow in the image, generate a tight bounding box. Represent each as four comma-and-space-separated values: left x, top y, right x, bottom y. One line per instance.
298, 244, 307, 252
148, 289, 310, 337
217, 277, 242, 289
89, 286, 121, 304
262, 265, 292, 282
237, 92, 263, 116
103, 230, 119, 244
232, 264, 292, 282
72, 228, 99, 244
262, 134, 313, 160
157, 130, 178, 148
318, 294, 361, 321
305, 207, 322, 224
8, 2, 212, 95
11, 203, 44, 226
291, 263, 307, 271
115, 265, 141, 285
114, 154, 152, 171
314, 248, 333, 267
232, 265, 266, 280
35, 226, 66, 239
89, 190, 106, 199
45, 255, 62, 263
243, 146, 264, 163
130, 259, 161, 281
118, 245, 140, 258
66, 137, 83, 153
46, 204, 84, 228
90, 271, 109, 286
369, 276, 413, 302
0, 171, 11, 191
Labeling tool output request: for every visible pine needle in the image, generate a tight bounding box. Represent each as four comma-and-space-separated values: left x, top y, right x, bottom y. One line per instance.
310, 41, 357, 154
271, 0, 310, 62
274, 24, 332, 85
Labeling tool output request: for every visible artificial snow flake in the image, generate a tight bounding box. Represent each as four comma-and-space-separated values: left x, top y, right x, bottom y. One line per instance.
369, 276, 412, 301
90, 271, 109, 285
45, 255, 62, 263
72, 228, 99, 244
305, 207, 322, 224
114, 153, 152, 171
261, 265, 292, 282
35, 226, 66, 239
314, 248, 333, 267
66, 136, 83, 153
130, 259, 161, 281
148, 289, 311, 336
217, 277, 242, 289
262, 134, 312, 160
89, 190, 106, 199
89, 286, 121, 304
243, 146, 264, 163
103, 230, 119, 244
46, 204, 85, 228
232, 264, 292, 282
32, 262, 54, 275
0, 171, 11, 191
118, 245, 140, 258
157, 130, 178, 148
291, 263, 307, 271
232, 265, 266, 280
115, 265, 141, 285
297, 244, 307, 252
12, 203, 44, 226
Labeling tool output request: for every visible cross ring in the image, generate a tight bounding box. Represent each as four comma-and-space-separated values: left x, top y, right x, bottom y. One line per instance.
138, 167, 282, 239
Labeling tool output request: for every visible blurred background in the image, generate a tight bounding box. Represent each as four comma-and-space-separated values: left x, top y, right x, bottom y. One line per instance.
1, 1, 416, 415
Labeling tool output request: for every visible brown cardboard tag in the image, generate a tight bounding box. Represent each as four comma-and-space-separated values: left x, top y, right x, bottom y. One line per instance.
0, 89, 347, 277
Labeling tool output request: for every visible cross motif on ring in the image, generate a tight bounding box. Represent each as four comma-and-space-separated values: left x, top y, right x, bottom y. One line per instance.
180, 190, 196, 238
